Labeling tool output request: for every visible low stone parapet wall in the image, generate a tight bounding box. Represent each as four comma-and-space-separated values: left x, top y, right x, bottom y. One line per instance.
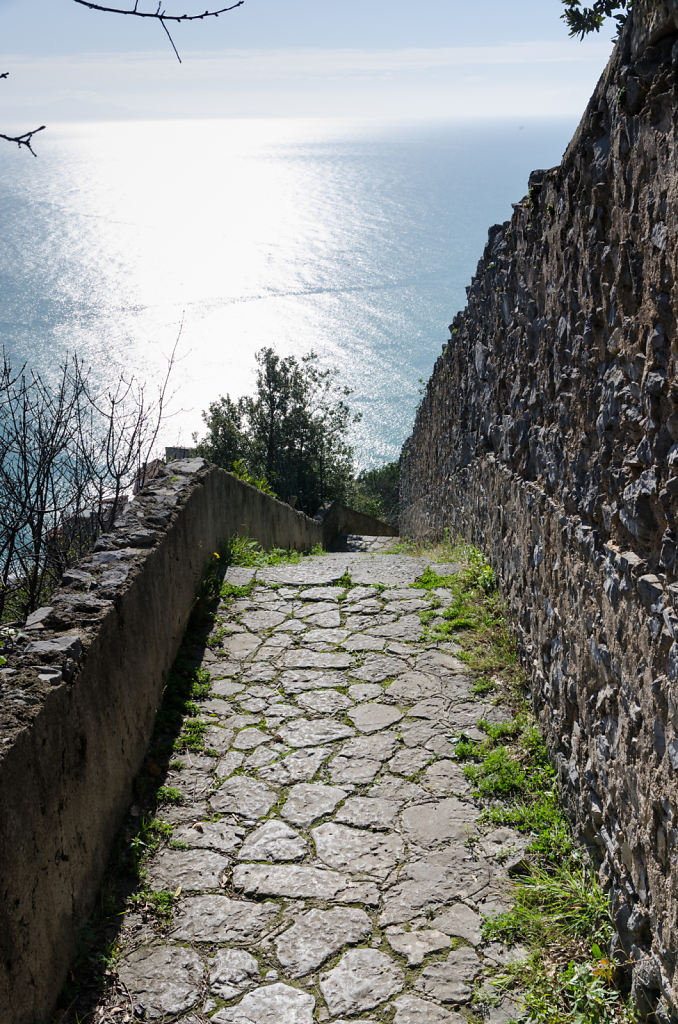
0, 459, 369, 1024
316, 501, 399, 543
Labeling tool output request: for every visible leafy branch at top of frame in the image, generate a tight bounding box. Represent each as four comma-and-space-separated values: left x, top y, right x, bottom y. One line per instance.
560, 0, 631, 40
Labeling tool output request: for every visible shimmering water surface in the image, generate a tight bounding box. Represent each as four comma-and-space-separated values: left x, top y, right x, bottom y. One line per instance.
0, 117, 575, 465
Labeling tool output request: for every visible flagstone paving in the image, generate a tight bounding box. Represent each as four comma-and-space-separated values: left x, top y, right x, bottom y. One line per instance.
111, 544, 527, 1023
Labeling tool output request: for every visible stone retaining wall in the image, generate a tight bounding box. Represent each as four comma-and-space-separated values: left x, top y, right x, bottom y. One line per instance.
316, 501, 399, 544
400, 2, 678, 1017
0, 460, 388, 1024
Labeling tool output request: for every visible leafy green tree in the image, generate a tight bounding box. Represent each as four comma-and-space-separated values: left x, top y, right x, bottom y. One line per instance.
195, 394, 246, 470
195, 347, 359, 514
350, 461, 400, 528
561, 0, 631, 39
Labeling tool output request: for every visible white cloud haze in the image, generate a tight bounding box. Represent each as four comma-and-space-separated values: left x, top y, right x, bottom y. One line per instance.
0, 39, 614, 125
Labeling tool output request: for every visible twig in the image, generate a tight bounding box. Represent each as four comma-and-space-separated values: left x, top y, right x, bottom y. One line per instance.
161, 18, 182, 62
0, 72, 46, 156
0, 126, 46, 157
71, 0, 244, 21
71, 0, 244, 62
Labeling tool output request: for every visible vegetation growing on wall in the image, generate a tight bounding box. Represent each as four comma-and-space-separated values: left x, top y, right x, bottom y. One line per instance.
408, 539, 637, 1024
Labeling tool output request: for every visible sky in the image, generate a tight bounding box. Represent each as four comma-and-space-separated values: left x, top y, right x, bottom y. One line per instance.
0, 0, 618, 125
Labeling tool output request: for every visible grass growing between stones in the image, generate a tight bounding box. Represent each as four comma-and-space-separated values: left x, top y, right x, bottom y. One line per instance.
50, 557, 231, 1020
412, 544, 516, 678
52, 538, 325, 1022
225, 535, 326, 567
412, 539, 638, 1024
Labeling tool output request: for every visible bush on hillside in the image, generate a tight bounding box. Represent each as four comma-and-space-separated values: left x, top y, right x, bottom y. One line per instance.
195, 347, 360, 515
349, 460, 400, 528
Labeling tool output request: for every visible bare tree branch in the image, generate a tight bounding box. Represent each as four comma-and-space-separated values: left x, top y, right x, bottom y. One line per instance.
70, 2, 245, 65
2, 1, 245, 149
71, 0, 245, 22
0, 75, 45, 156
161, 18, 183, 62
0, 338, 178, 622
0, 125, 46, 157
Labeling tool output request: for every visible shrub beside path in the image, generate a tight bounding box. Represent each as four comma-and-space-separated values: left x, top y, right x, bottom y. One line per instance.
77, 542, 529, 1023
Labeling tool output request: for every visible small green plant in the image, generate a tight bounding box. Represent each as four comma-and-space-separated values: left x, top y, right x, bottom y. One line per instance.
385, 537, 421, 555
225, 535, 309, 568
156, 785, 183, 804
485, 862, 611, 946
525, 185, 537, 209
230, 458, 277, 497
464, 745, 527, 798
221, 578, 256, 601
127, 817, 173, 870
478, 718, 520, 742
415, 564, 457, 591
472, 676, 496, 697
127, 888, 177, 924
0, 625, 27, 662
174, 718, 207, 754
190, 667, 211, 699
452, 734, 482, 761
493, 945, 636, 1024
546, 201, 555, 217
413, 546, 506, 669
207, 621, 228, 647
190, 551, 226, 622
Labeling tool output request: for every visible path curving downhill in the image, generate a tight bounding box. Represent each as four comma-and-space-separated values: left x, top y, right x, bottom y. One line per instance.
106, 543, 526, 1024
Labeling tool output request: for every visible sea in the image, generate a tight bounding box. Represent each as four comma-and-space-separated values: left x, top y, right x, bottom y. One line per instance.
0, 116, 577, 468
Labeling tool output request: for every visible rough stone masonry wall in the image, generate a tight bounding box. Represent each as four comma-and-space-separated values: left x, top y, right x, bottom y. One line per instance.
0, 459, 392, 1024
401, 1, 678, 1017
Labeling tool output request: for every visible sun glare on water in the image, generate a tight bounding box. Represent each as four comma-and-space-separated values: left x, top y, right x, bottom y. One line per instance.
0, 116, 574, 464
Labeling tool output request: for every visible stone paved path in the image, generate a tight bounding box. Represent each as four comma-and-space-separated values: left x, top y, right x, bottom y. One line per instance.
113, 545, 526, 1024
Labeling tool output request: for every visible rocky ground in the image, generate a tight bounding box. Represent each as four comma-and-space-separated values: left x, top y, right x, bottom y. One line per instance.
75, 541, 528, 1023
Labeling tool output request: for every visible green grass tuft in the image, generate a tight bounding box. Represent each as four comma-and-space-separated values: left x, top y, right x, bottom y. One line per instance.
155, 785, 183, 805
471, 675, 497, 697
406, 535, 636, 1024
225, 534, 319, 567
